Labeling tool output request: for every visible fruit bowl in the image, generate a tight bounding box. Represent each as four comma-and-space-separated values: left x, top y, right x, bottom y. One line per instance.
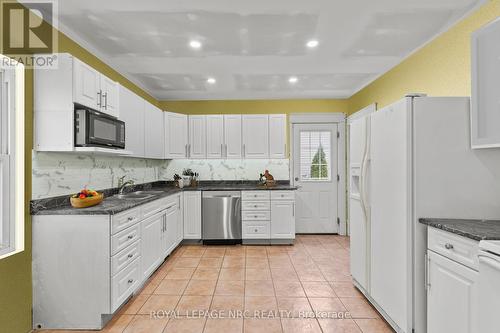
70, 191, 104, 208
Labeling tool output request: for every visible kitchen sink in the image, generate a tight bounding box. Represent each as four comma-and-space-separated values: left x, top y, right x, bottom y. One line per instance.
112, 193, 155, 200
132, 190, 164, 195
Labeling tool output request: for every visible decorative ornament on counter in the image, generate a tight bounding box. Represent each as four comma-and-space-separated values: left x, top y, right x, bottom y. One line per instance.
259, 170, 276, 187
70, 187, 104, 208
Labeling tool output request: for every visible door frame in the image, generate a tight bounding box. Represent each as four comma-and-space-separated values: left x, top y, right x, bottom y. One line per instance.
289, 113, 346, 235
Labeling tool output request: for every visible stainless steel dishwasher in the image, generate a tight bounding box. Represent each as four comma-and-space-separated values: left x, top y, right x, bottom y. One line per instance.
202, 191, 241, 245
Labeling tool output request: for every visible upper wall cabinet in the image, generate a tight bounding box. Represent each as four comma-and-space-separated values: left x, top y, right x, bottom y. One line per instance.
189, 115, 207, 159
144, 103, 165, 159
119, 86, 145, 158
269, 114, 287, 158
73, 57, 119, 118
471, 18, 500, 149
164, 112, 188, 159
242, 115, 269, 158
206, 115, 224, 159
224, 115, 242, 159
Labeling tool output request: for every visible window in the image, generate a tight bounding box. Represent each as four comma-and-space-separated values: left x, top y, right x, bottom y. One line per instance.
299, 131, 331, 181
0, 55, 24, 259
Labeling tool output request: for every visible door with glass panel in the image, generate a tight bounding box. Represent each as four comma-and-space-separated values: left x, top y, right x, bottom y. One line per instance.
292, 123, 338, 233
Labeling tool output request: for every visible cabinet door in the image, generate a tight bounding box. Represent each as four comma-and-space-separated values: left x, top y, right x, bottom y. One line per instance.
73, 58, 100, 110
224, 115, 242, 159
269, 114, 287, 158
100, 75, 119, 118
165, 112, 188, 159
183, 191, 202, 239
119, 86, 144, 157
177, 194, 184, 244
144, 103, 165, 159
271, 200, 295, 239
242, 115, 269, 158
427, 251, 478, 333
188, 115, 206, 158
165, 205, 179, 256
206, 115, 224, 158
471, 19, 500, 148
141, 214, 163, 279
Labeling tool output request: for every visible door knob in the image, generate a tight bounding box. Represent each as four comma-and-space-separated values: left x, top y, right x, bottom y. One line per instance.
294, 177, 299, 181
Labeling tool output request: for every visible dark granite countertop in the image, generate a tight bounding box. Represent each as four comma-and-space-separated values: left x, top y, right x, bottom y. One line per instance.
419, 218, 500, 241
31, 180, 297, 216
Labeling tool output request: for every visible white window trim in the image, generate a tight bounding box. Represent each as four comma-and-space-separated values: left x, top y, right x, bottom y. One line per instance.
0, 55, 25, 260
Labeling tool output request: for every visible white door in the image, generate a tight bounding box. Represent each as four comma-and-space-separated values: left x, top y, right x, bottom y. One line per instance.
427, 251, 478, 333
242, 115, 269, 158
119, 87, 144, 157
164, 112, 188, 159
100, 75, 119, 118
164, 204, 178, 256
183, 191, 202, 239
144, 103, 164, 159
141, 213, 163, 279
73, 59, 100, 110
292, 123, 338, 233
189, 116, 206, 158
269, 114, 287, 158
271, 200, 295, 239
224, 115, 242, 159
176, 194, 184, 244
206, 115, 224, 158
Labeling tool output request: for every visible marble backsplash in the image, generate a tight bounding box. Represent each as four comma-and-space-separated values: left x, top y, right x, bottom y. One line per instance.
32, 151, 289, 199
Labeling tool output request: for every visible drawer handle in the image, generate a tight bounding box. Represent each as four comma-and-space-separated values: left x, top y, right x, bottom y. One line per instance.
128, 279, 134, 284
127, 217, 134, 221
254, 229, 258, 232
254, 205, 258, 208
444, 243, 454, 250
254, 215, 258, 218
254, 195, 258, 197
281, 194, 284, 197
127, 235, 134, 240
128, 254, 134, 258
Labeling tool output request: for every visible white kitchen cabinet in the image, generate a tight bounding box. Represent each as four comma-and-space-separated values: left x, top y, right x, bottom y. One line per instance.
224, 115, 242, 159
177, 194, 184, 244
164, 112, 188, 159
73, 56, 119, 118
206, 115, 224, 158
99, 75, 120, 118
242, 115, 269, 158
164, 203, 179, 256
119, 86, 145, 157
271, 200, 295, 239
141, 212, 163, 280
183, 191, 202, 239
73, 58, 100, 111
471, 18, 500, 148
269, 114, 287, 158
427, 250, 478, 333
144, 103, 165, 159
188, 115, 206, 158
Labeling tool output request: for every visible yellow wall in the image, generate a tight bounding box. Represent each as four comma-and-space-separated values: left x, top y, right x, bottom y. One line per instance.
160, 99, 348, 115
349, 0, 500, 113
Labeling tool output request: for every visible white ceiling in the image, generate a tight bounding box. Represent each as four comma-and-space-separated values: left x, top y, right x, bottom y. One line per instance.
43, 0, 481, 100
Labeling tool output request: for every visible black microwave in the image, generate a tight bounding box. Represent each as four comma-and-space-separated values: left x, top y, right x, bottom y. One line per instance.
74, 106, 125, 149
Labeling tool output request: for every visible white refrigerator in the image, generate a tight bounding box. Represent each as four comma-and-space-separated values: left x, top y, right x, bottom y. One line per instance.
349, 96, 500, 333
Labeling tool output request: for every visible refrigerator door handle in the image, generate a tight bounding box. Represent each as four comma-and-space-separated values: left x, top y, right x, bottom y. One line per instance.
359, 118, 370, 222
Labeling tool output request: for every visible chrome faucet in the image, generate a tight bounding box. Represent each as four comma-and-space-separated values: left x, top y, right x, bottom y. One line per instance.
118, 176, 135, 195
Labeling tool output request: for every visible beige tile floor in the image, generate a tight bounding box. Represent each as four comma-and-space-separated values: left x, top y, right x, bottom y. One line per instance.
40, 235, 394, 333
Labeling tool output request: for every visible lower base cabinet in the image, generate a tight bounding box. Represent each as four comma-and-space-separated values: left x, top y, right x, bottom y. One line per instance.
141, 211, 164, 280
426, 228, 479, 333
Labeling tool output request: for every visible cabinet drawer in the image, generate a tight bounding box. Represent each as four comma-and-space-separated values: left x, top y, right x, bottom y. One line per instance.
271, 191, 295, 201
111, 257, 141, 312
242, 201, 270, 211
242, 191, 270, 201
242, 210, 271, 221
142, 198, 168, 219
243, 221, 270, 239
111, 240, 141, 276
111, 223, 141, 256
111, 207, 141, 235
428, 228, 479, 271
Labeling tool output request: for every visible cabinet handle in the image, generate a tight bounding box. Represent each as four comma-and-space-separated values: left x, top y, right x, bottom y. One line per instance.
254, 215, 258, 218
254, 229, 258, 233
426, 254, 431, 290
103, 92, 107, 110
97, 91, 102, 107
128, 254, 133, 258
127, 235, 134, 239
225, 144, 228, 158
127, 217, 134, 221
221, 143, 223, 156
188, 144, 191, 158
292, 204, 295, 217
242, 144, 246, 157
254, 205, 258, 208
185, 144, 188, 157
128, 279, 134, 284
444, 243, 454, 250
